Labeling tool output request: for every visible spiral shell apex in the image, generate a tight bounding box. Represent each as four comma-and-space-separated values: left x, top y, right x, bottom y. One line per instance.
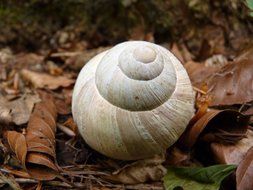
72, 41, 195, 160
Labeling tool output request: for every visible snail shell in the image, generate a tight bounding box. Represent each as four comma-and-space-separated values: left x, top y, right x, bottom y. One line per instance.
72, 41, 195, 160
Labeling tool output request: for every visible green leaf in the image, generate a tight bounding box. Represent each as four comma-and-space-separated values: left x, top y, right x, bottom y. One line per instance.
163, 165, 236, 190
246, 0, 253, 10
246, 0, 253, 17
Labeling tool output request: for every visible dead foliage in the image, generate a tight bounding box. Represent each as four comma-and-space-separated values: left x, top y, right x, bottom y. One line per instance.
5, 91, 59, 180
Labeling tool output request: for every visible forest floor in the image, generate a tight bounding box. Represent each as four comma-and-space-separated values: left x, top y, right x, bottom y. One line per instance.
0, 1, 253, 190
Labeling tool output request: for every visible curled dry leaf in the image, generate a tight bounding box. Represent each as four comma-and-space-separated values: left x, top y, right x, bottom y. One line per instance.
21, 69, 74, 89
0, 93, 40, 125
105, 155, 167, 184
6, 92, 59, 180
211, 130, 253, 165
179, 109, 250, 150
236, 147, 253, 190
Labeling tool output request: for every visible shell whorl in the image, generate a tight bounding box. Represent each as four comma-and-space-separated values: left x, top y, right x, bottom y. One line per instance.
72, 41, 195, 160
95, 41, 177, 111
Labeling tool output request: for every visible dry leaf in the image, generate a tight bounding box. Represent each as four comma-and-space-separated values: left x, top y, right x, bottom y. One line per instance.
184, 61, 222, 86
21, 69, 74, 89
105, 155, 167, 184
166, 147, 191, 167
207, 57, 253, 106
15, 53, 44, 67
179, 109, 250, 149
65, 47, 111, 70
0, 93, 40, 125
170, 43, 194, 63
236, 147, 253, 190
6, 91, 59, 180
0, 171, 22, 190
211, 130, 253, 165
55, 98, 71, 115
185, 47, 253, 106
63, 117, 78, 135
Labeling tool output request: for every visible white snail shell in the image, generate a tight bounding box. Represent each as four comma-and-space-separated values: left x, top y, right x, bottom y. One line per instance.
72, 41, 195, 160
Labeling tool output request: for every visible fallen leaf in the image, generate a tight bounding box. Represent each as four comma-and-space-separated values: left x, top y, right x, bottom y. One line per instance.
56, 139, 88, 166
21, 69, 74, 89
184, 60, 223, 86
0, 93, 40, 125
244, 106, 253, 124
15, 53, 44, 68
63, 117, 78, 135
179, 109, 250, 149
65, 47, 111, 70
0, 171, 22, 190
236, 147, 253, 190
207, 57, 253, 106
6, 91, 59, 180
163, 165, 236, 190
55, 98, 71, 115
105, 155, 167, 184
170, 43, 184, 63
166, 147, 191, 167
170, 43, 194, 63
211, 130, 253, 165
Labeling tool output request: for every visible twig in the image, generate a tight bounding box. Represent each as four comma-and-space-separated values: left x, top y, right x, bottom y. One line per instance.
50, 52, 82, 57
57, 123, 76, 137
193, 86, 206, 94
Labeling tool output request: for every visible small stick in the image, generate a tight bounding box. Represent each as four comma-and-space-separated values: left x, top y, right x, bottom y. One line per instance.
57, 123, 76, 137
193, 86, 207, 94
50, 52, 81, 57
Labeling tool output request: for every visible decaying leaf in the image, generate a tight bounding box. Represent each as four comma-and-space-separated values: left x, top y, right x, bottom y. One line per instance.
0, 171, 22, 190
211, 130, 253, 165
185, 47, 253, 106
64, 46, 111, 70
179, 109, 250, 149
55, 98, 71, 115
105, 155, 167, 184
166, 147, 191, 167
236, 147, 253, 190
0, 93, 40, 125
207, 56, 253, 106
184, 60, 222, 86
21, 69, 74, 89
6, 91, 59, 180
163, 165, 236, 190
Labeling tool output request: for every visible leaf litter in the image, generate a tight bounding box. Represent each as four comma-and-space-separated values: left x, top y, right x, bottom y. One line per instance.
0, 20, 252, 190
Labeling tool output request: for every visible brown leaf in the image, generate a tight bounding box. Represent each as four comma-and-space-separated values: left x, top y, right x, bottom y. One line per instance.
21, 69, 74, 89
236, 147, 253, 190
63, 117, 78, 135
184, 61, 222, 86
6, 92, 59, 180
170, 43, 194, 63
166, 147, 191, 167
207, 57, 253, 106
0, 171, 22, 190
6, 131, 27, 166
179, 109, 250, 149
0, 93, 40, 125
211, 130, 253, 165
105, 155, 167, 184
55, 98, 71, 115
65, 47, 111, 70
